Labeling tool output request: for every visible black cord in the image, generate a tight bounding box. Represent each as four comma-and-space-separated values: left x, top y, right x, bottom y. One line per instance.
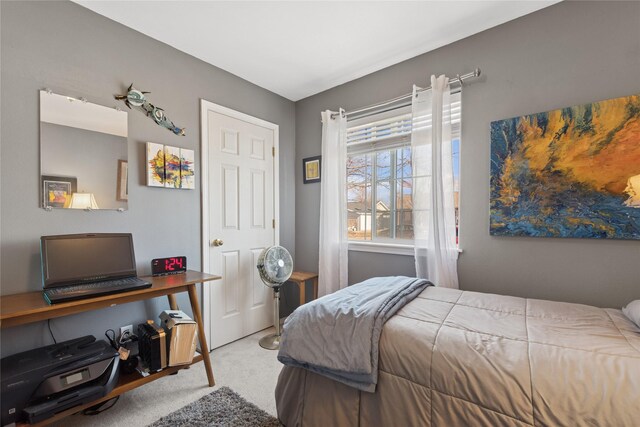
81, 396, 120, 416
47, 319, 57, 344
105, 329, 118, 350
118, 330, 136, 346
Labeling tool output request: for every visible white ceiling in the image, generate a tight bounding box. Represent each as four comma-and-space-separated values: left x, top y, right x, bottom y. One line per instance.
75, 1, 558, 101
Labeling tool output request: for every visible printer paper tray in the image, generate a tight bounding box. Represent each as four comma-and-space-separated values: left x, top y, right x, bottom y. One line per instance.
23, 385, 105, 424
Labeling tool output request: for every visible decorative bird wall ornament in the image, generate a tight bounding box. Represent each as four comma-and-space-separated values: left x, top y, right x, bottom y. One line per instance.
115, 84, 185, 136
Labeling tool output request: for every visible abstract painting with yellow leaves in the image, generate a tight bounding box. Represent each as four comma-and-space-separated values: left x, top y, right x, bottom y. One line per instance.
490, 94, 640, 240
147, 142, 165, 187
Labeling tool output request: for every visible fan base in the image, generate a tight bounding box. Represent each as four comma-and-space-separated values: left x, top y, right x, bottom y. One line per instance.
259, 333, 281, 350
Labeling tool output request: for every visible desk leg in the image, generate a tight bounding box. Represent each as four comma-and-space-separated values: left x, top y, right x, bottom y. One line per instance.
167, 294, 179, 310
298, 281, 306, 306
187, 284, 215, 387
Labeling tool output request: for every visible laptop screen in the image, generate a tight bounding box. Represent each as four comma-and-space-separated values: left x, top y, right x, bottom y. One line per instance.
41, 233, 137, 288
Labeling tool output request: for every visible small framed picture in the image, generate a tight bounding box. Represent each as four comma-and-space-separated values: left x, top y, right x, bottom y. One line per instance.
117, 160, 128, 201
303, 156, 321, 184
42, 175, 77, 209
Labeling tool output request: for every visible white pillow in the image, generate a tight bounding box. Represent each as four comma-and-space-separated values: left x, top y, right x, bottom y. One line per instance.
622, 300, 640, 328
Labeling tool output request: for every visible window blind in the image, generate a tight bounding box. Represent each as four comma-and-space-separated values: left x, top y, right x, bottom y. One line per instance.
346, 93, 461, 155
347, 113, 412, 155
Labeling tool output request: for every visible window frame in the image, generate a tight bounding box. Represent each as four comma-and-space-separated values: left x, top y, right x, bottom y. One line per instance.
345, 94, 462, 255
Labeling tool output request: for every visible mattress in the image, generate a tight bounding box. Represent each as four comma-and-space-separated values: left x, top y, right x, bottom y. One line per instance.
275, 287, 640, 426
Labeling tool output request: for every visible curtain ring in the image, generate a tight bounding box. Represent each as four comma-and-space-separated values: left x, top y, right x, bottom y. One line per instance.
456, 74, 463, 87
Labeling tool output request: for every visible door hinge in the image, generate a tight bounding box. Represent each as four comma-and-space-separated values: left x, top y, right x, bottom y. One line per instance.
272, 147, 275, 157
272, 219, 276, 229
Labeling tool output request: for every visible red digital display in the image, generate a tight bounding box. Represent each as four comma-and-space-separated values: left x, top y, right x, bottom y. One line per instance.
164, 257, 184, 271
151, 256, 187, 276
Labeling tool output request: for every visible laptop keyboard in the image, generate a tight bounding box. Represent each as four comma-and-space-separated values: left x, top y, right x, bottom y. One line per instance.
45, 277, 152, 302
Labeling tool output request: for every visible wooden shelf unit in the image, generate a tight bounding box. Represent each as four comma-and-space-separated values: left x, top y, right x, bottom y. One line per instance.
0, 270, 221, 427
17, 354, 205, 427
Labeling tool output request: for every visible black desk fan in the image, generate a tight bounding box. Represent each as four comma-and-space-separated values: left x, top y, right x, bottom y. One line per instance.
256, 246, 293, 350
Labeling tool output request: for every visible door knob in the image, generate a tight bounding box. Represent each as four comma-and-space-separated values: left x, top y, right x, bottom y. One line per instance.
211, 239, 224, 247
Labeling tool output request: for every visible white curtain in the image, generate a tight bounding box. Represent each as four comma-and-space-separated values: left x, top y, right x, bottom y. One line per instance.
318, 110, 348, 296
411, 75, 459, 288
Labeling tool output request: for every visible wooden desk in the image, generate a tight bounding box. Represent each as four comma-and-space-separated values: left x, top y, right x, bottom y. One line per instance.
0, 270, 221, 427
288, 271, 319, 306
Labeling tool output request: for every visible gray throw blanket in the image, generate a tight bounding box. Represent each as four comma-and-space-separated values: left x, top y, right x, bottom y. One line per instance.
277, 276, 431, 392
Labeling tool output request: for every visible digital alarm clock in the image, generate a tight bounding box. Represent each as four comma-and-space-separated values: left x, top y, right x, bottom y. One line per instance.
151, 256, 187, 276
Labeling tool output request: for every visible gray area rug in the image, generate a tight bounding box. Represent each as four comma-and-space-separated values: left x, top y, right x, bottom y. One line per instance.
148, 387, 281, 426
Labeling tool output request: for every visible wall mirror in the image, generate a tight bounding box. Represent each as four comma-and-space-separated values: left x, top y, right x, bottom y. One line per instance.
40, 90, 128, 211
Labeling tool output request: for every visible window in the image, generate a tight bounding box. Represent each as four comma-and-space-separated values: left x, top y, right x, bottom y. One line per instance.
346, 93, 461, 247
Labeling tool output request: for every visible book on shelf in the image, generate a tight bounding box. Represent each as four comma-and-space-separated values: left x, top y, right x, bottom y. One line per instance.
159, 310, 198, 366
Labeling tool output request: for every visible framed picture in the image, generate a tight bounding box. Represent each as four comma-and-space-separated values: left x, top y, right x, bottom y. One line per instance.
180, 148, 195, 189
164, 145, 182, 188
42, 175, 77, 209
146, 142, 165, 187
117, 160, 128, 201
490, 93, 640, 240
303, 155, 321, 184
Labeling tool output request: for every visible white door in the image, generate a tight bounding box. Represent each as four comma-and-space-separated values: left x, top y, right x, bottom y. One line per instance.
201, 101, 279, 349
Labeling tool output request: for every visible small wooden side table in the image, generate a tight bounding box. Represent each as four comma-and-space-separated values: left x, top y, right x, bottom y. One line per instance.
289, 271, 319, 306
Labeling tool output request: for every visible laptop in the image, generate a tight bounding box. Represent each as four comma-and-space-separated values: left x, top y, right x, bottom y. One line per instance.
41, 233, 152, 304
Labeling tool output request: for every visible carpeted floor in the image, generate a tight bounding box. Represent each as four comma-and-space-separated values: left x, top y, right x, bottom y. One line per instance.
148, 387, 280, 427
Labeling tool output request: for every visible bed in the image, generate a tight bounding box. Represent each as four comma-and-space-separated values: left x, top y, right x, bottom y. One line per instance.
275, 286, 640, 426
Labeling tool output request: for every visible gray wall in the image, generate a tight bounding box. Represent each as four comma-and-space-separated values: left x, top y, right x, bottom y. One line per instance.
0, 1, 296, 357
295, 1, 640, 308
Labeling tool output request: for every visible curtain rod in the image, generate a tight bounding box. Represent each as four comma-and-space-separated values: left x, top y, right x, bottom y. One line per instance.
331, 68, 481, 120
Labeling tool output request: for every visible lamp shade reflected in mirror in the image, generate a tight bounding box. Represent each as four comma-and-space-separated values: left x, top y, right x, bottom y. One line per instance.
69, 193, 99, 210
